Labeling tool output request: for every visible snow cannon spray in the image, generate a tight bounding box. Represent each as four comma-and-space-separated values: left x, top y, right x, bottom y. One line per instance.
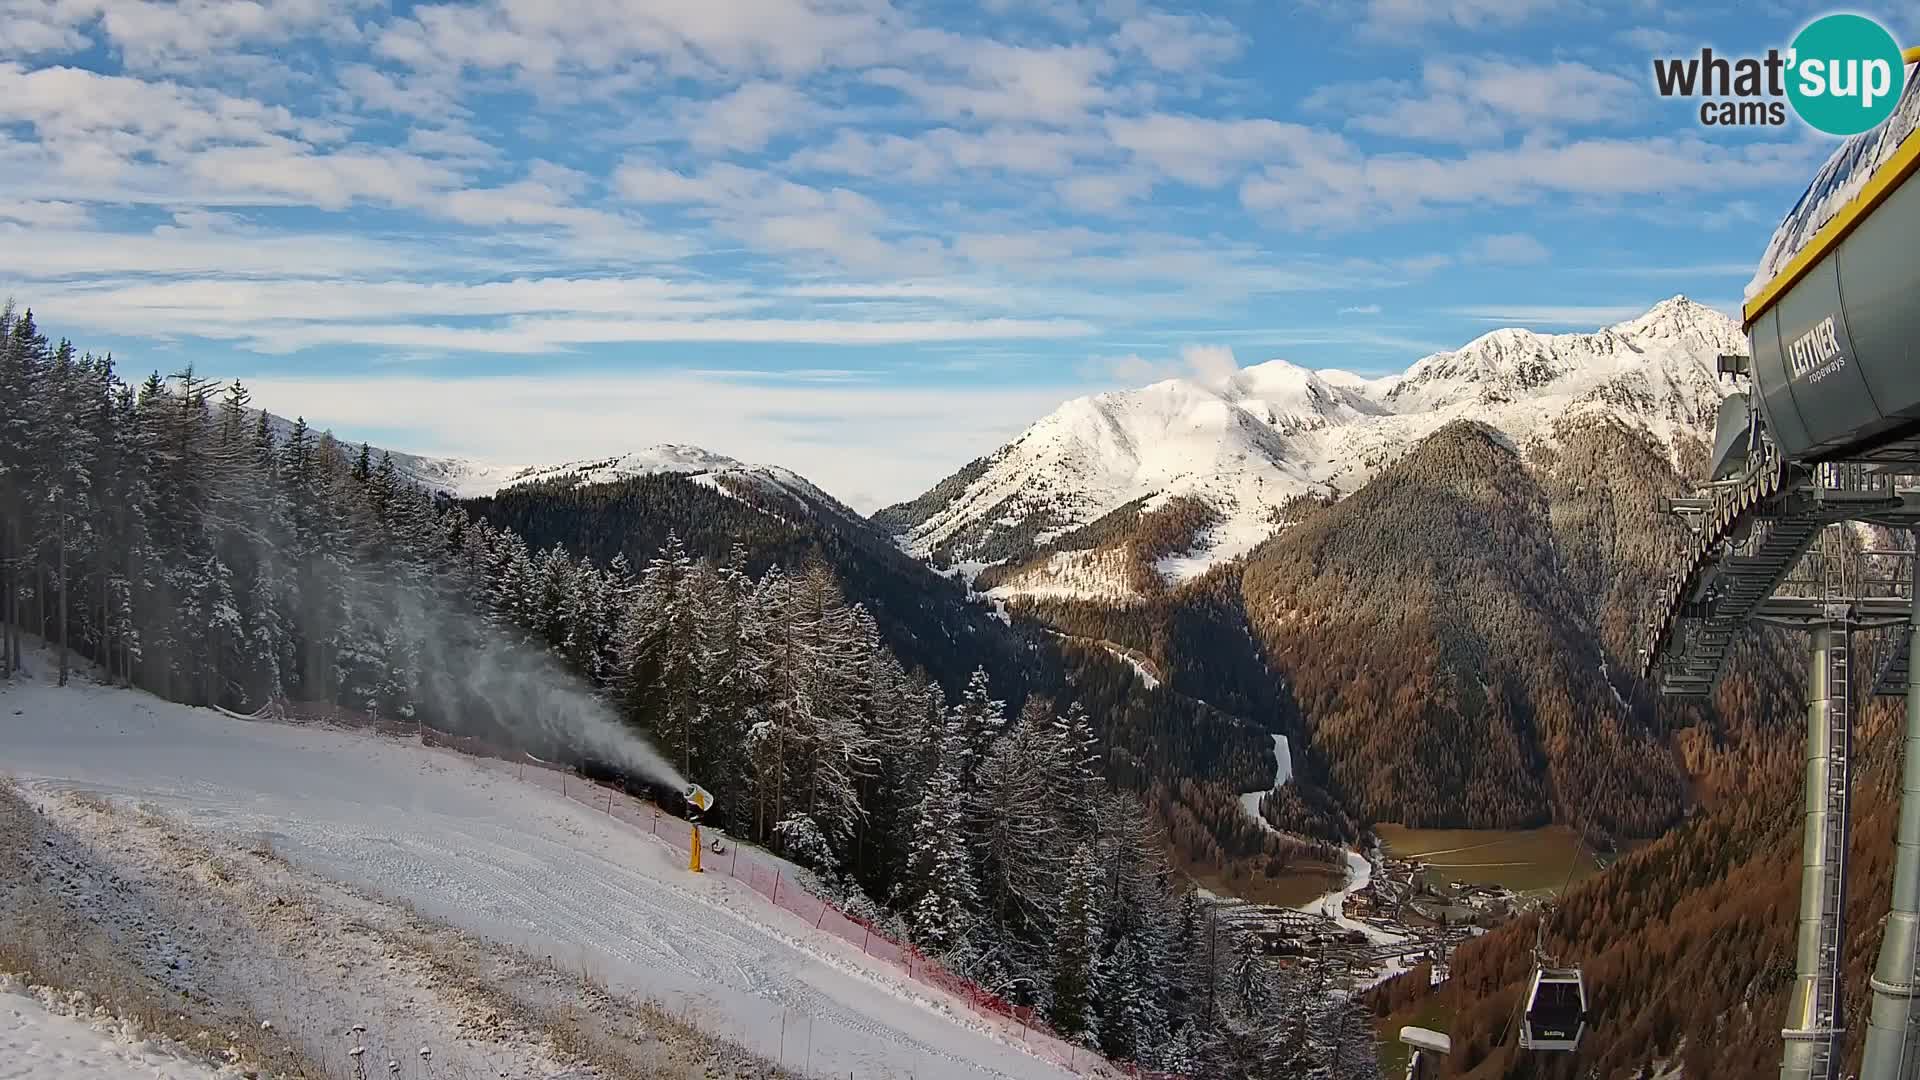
397, 589, 687, 793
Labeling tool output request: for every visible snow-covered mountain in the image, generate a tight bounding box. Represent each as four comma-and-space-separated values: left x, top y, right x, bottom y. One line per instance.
390, 443, 746, 499
879, 296, 1743, 601
385, 442, 865, 525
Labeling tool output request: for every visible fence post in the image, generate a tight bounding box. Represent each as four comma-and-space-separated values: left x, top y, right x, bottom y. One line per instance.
652, 806, 659, 835
730, 845, 738, 877
605, 788, 613, 814
861, 924, 870, 953
773, 871, 781, 905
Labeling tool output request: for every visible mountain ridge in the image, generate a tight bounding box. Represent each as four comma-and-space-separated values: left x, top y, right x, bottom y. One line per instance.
882, 296, 1740, 602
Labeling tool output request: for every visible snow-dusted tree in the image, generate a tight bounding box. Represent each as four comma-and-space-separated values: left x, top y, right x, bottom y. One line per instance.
899, 705, 980, 957
1050, 846, 1100, 1038
971, 699, 1070, 951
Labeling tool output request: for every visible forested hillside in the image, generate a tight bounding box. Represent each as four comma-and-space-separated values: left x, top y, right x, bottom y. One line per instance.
1421, 628, 1900, 1079
464, 472, 1039, 703
0, 305, 1378, 1079
1241, 419, 1686, 838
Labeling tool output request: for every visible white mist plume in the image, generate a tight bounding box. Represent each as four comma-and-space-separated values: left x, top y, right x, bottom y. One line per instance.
391, 585, 689, 793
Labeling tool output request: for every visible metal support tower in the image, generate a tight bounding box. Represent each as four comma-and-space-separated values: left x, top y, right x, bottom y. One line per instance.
1781, 609, 1855, 1080
1862, 541, 1920, 1080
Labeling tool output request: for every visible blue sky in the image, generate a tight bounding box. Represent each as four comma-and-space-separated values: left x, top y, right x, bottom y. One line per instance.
1, 0, 1912, 508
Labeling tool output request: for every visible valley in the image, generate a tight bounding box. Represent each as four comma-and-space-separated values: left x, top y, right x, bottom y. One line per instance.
1375, 825, 1604, 896
0, 292, 1857, 1079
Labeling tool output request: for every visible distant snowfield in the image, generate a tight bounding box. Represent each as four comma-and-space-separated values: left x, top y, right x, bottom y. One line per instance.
1, 979, 223, 1080
0, 676, 1078, 1080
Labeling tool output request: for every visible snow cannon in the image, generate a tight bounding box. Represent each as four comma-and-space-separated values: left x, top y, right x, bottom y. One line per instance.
684, 783, 715, 873
1399, 1026, 1450, 1080
1744, 62, 1920, 464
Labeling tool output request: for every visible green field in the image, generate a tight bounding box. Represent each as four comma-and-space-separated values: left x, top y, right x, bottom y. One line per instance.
1375, 994, 1454, 1077
1377, 824, 1603, 895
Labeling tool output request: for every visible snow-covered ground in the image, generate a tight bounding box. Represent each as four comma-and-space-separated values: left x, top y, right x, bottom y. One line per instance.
1, 675, 1081, 1080
1, 978, 224, 1080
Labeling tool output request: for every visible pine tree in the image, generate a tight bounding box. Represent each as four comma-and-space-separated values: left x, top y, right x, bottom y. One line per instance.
900, 705, 980, 958
1051, 846, 1099, 1037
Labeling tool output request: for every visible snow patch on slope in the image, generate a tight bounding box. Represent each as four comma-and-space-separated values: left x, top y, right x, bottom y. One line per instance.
1105, 645, 1161, 690
1, 979, 226, 1080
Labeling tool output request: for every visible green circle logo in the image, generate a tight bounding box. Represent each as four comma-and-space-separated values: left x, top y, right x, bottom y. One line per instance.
1787, 14, 1906, 135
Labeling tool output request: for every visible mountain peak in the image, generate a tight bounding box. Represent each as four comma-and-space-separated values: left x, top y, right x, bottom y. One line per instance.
399, 442, 751, 499
1610, 295, 1745, 354
886, 296, 1738, 601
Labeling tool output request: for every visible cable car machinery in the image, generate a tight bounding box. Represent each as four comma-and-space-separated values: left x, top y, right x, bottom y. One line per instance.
1642, 59, 1920, 1080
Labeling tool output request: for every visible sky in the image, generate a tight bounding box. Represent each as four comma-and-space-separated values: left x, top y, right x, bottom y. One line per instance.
2, 0, 1913, 510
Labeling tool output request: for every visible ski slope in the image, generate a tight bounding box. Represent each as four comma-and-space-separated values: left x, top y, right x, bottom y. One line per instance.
0, 677, 1081, 1080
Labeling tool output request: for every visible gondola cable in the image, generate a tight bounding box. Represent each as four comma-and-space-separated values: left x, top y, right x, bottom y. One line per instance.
1517, 830, 1590, 1052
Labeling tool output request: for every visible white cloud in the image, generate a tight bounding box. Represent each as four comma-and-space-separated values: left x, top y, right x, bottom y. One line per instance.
1110, 12, 1243, 71
1468, 232, 1551, 264
337, 62, 468, 121
1241, 135, 1821, 227
182, 145, 458, 211
1081, 341, 1245, 388
1310, 57, 1641, 145
0, 1, 92, 53
0, 199, 90, 227
13, 276, 1097, 354
1105, 113, 1344, 186
234, 371, 1080, 511
1181, 343, 1240, 385
1056, 172, 1154, 213
0, 220, 458, 279
611, 162, 711, 203
683, 81, 812, 155
0, 0, 362, 69
867, 41, 1115, 125
375, 0, 891, 83
404, 127, 498, 160
1356, 0, 1570, 36
788, 126, 1102, 180
1339, 303, 1383, 315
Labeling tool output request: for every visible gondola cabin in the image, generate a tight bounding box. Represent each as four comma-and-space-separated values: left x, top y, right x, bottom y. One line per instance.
1519, 966, 1587, 1051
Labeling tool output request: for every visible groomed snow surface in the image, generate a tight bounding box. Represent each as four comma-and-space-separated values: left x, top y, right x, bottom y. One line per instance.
1, 672, 1084, 1080
2, 978, 224, 1080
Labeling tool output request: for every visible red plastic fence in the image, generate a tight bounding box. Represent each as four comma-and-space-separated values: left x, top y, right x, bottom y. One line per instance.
412, 725, 1190, 1080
